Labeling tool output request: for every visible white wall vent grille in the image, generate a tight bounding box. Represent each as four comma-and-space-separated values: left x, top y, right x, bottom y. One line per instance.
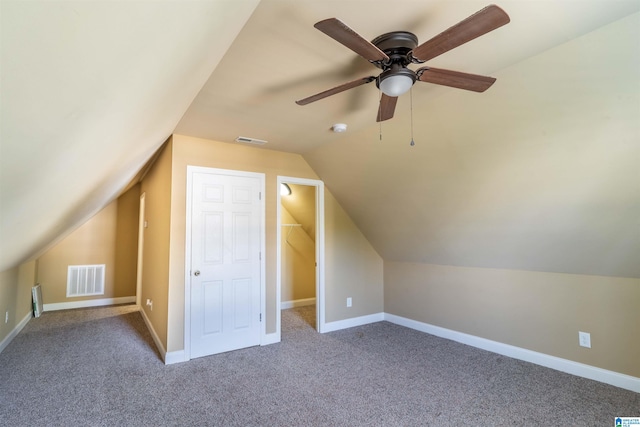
67, 264, 105, 297
235, 136, 267, 145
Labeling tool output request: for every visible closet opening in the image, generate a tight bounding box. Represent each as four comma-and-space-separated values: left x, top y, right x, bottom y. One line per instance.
276, 177, 325, 339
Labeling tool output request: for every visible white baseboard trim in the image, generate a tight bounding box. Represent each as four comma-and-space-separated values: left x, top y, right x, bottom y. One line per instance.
0, 311, 32, 354
262, 332, 280, 345
384, 313, 640, 393
138, 306, 169, 364
165, 350, 186, 365
322, 312, 384, 333
43, 296, 136, 312
281, 298, 316, 310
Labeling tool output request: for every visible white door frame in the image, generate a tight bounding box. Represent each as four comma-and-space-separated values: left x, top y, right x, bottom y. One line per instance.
184, 166, 266, 361
136, 192, 146, 308
276, 176, 325, 338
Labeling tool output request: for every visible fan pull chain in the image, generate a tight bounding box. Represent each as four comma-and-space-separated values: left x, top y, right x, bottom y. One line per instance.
410, 87, 415, 147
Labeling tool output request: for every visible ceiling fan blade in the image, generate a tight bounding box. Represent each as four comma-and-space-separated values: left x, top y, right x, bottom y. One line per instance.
377, 94, 398, 122
411, 5, 510, 62
296, 76, 376, 105
314, 18, 389, 63
417, 67, 496, 92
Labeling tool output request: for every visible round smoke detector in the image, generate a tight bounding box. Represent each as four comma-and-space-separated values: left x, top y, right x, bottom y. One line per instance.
332, 123, 347, 133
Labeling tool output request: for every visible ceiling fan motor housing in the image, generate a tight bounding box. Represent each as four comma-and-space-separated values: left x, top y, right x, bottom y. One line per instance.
372, 31, 419, 93
371, 31, 419, 68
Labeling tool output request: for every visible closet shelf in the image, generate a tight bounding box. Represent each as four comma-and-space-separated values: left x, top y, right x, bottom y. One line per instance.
282, 223, 301, 243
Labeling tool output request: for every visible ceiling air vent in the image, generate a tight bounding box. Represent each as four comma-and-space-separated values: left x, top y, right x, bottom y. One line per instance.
235, 136, 267, 145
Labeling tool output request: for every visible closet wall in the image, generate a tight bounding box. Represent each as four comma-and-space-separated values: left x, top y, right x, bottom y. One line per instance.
281, 184, 316, 307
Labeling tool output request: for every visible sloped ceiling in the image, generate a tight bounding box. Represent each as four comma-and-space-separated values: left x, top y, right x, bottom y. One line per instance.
0, 0, 259, 271
304, 12, 640, 277
2, 1, 639, 277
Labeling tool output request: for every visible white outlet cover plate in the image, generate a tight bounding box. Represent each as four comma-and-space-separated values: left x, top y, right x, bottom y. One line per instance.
579, 331, 591, 348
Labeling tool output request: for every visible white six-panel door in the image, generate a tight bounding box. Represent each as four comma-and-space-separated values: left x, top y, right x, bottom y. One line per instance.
189, 170, 263, 359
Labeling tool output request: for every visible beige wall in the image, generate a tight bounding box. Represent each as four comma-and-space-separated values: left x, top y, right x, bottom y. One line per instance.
281, 207, 315, 303
384, 261, 640, 377
139, 138, 173, 349
166, 134, 383, 352
325, 190, 384, 322
114, 183, 141, 297
0, 261, 36, 345
37, 202, 117, 303
0, 268, 21, 344
35, 186, 139, 305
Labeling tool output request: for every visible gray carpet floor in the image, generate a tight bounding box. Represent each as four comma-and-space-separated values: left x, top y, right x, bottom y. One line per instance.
0, 304, 638, 426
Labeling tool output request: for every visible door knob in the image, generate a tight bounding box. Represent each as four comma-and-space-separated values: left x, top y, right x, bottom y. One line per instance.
193, 270, 200, 276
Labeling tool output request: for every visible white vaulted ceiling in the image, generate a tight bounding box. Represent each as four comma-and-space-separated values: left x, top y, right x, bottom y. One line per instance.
0, 0, 260, 271
2, 1, 639, 277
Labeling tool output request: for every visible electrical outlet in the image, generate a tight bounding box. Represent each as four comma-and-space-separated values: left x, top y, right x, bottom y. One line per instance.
4, 311, 8, 324
579, 331, 591, 348
346, 297, 352, 308
146, 299, 153, 311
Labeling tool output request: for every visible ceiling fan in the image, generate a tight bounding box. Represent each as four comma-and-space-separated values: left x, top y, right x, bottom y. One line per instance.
296, 4, 510, 122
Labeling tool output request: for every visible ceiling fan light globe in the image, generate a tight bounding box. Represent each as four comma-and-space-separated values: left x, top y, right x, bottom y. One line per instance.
379, 73, 414, 97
